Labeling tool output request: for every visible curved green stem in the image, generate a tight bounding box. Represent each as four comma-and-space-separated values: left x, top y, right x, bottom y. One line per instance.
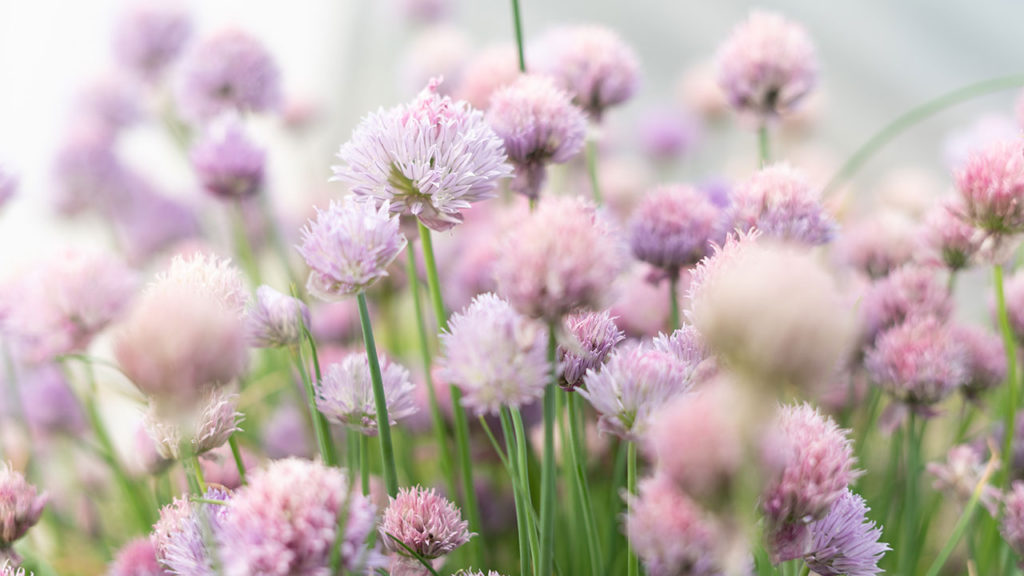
228, 435, 247, 485
586, 138, 603, 205
995, 264, 1020, 489
824, 74, 1024, 195
357, 291, 399, 497
510, 0, 526, 72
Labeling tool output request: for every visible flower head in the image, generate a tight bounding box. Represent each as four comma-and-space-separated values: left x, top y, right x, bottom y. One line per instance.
191, 120, 265, 199
860, 266, 952, 342
18, 363, 86, 440
651, 325, 717, 384
144, 389, 242, 459
865, 316, 968, 408
486, 75, 587, 199
728, 164, 835, 245
152, 487, 231, 576
331, 78, 511, 232
380, 486, 473, 560
920, 198, 981, 270
439, 293, 550, 415
637, 107, 701, 162
316, 352, 418, 434
955, 324, 1007, 400
835, 211, 918, 279
926, 444, 1000, 515
625, 475, 720, 576
803, 490, 889, 576
247, 285, 310, 348
494, 196, 627, 321
1004, 482, 1024, 565
156, 253, 249, 314
558, 310, 625, 391
0, 464, 46, 552
297, 196, 408, 300
956, 139, 1024, 234
109, 538, 167, 576
629, 184, 723, 272
454, 44, 521, 110
113, 0, 191, 81
715, 11, 818, 118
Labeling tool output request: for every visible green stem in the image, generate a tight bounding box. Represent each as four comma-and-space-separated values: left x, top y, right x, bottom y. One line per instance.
513, 407, 541, 575
586, 137, 603, 205
230, 200, 261, 285
191, 453, 207, 494
417, 221, 484, 567
823, 74, 1024, 196
227, 435, 247, 485
356, 291, 399, 497
360, 432, 371, 495
567, 392, 604, 576
509, 0, 526, 72
757, 122, 771, 167
499, 410, 533, 576
995, 264, 1019, 489
900, 414, 923, 576
539, 329, 558, 576
292, 340, 337, 467
668, 271, 680, 331
627, 441, 638, 576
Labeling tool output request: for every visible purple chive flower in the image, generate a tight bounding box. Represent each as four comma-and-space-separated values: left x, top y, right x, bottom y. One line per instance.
956, 139, 1024, 234
315, 352, 418, 434
331, 78, 511, 232
579, 342, 692, 441
247, 285, 310, 348
926, 444, 1000, 515
728, 164, 836, 245
18, 363, 86, 440
628, 184, 723, 273
112, 0, 192, 82
651, 325, 718, 385
835, 212, 918, 279
219, 459, 382, 576
493, 196, 627, 321
51, 121, 126, 215
803, 490, 889, 576
558, 310, 625, 391
75, 75, 143, 132
262, 403, 312, 460
0, 166, 16, 209
0, 464, 47, 562
715, 10, 818, 118
954, 324, 1008, 400
144, 389, 242, 459
920, 198, 981, 270
859, 266, 952, 342
438, 293, 550, 415
109, 537, 168, 576
1003, 482, 1024, 566
625, 474, 720, 576
762, 403, 858, 563
132, 424, 173, 476
486, 74, 587, 199
176, 29, 281, 122
110, 183, 201, 265
865, 316, 968, 409
152, 487, 231, 576
533, 25, 640, 121
190, 120, 266, 199
297, 197, 408, 301
380, 486, 473, 561
454, 44, 521, 110
637, 107, 702, 162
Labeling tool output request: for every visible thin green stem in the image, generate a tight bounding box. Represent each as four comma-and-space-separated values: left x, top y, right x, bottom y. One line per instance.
357, 291, 399, 497
292, 340, 337, 467
668, 271, 680, 331
627, 441, 638, 576
995, 264, 1019, 489
586, 138, 603, 205
539, 329, 558, 576
757, 122, 771, 168
360, 432, 371, 495
228, 435, 247, 485
500, 409, 534, 576
510, 0, 526, 72
512, 407, 541, 575
568, 392, 604, 576
900, 414, 922, 576
191, 453, 207, 494
823, 74, 1024, 196
230, 200, 262, 285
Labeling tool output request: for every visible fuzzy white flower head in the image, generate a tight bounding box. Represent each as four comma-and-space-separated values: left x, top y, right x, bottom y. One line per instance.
315, 352, 418, 434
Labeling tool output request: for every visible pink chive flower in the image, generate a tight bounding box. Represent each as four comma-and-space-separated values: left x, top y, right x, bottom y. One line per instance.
0, 464, 47, 563
380, 486, 473, 561
454, 44, 521, 110
835, 211, 918, 279
804, 490, 889, 576
112, 0, 192, 82
176, 29, 281, 123
438, 293, 550, 415
533, 25, 640, 121
715, 10, 818, 118
486, 74, 588, 199
493, 196, 627, 321
762, 403, 858, 563
926, 444, 1000, 515
728, 164, 835, 245
152, 487, 231, 576
920, 198, 981, 270
558, 310, 625, 391
579, 342, 692, 441
190, 120, 265, 199
297, 197, 408, 301
651, 325, 718, 385
859, 266, 952, 342
954, 324, 1008, 400
247, 285, 310, 348
108, 538, 167, 576
315, 352, 418, 434
144, 388, 242, 459
955, 139, 1024, 234
637, 106, 702, 162
625, 475, 720, 576
218, 459, 382, 575
866, 316, 968, 409
1003, 482, 1024, 566
629, 184, 723, 273
262, 403, 313, 460
156, 253, 249, 315
331, 78, 511, 232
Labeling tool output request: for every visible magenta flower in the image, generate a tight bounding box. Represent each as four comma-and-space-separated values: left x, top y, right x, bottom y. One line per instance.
438, 293, 550, 415
0, 464, 46, 562
113, 0, 192, 81
1003, 482, 1024, 566
716, 10, 817, 118
729, 163, 835, 245
298, 196, 408, 300
331, 78, 511, 232
956, 139, 1024, 234
865, 316, 968, 409
190, 120, 265, 199
860, 266, 952, 342
380, 486, 473, 560
316, 352, 418, 434
109, 538, 168, 576
558, 310, 625, 391
625, 475, 720, 576
247, 285, 310, 348
152, 487, 231, 576
629, 184, 723, 273
804, 490, 889, 576
921, 198, 981, 270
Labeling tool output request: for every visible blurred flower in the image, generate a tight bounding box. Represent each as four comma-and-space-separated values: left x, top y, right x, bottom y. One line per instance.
454, 44, 521, 110
200, 444, 257, 491
865, 316, 967, 410
629, 184, 723, 273
637, 106, 702, 162
108, 537, 167, 576
494, 196, 627, 321
534, 24, 640, 121
109, 181, 201, 265
131, 424, 173, 477
835, 211, 918, 279
262, 403, 312, 460
944, 115, 1019, 171
1003, 481, 1024, 565
399, 24, 470, 96
728, 163, 835, 245
51, 121, 125, 216
18, 364, 85, 440
398, 0, 451, 23
651, 325, 717, 384
156, 253, 249, 314
75, 75, 142, 132
152, 487, 230, 576
144, 389, 242, 459
955, 324, 1007, 401
927, 445, 1000, 515
625, 475, 720, 576
956, 139, 1024, 235
804, 490, 889, 576
298, 197, 408, 301
486, 74, 587, 199
859, 266, 952, 342
920, 198, 981, 271
112, 0, 192, 81
439, 293, 550, 415
332, 78, 511, 232
608, 263, 671, 338
558, 310, 625, 391
715, 10, 817, 118
676, 61, 730, 122
0, 167, 16, 209
0, 464, 46, 563
247, 285, 309, 348
316, 352, 418, 434
380, 486, 472, 561
191, 119, 265, 199
176, 29, 281, 122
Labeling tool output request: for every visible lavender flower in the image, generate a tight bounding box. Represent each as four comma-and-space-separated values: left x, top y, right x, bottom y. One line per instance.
247, 285, 310, 348
920, 198, 981, 270
927, 445, 1000, 515
956, 139, 1024, 234
486, 74, 587, 199
113, 0, 192, 81
629, 184, 723, 272
651, 325, 717, 384
144, 389, 242, 459
297, 197, 408, 301
865, 316, 968, 409
1003, 482, 1024, 565
728, 164, 835, 245
533, 25, 640, 121
75, 75, 142, 132
835, 211, 918, 279
262, 403, 312, 459
331, 78, 511, 232
493, 196, 627, 321
579, 342, 692, 441
0, 464, 47, 561
625, 475, 720, 576
859, 266, 952, 342
152, 487, 231, 576
438, 293, 550, 415
190, 120, 265, 199
218, 459, 382, 575
715, 11, 818, 118
454, 44, 521, 110
380, 486, 473, 560
316, 352, 418, 434
954, 324, 1008, 400
18, 363, 85, 440
804, 490, 889, 576
51, 122, 125, 215
108, 538, 167, 576
110, 184, 201, 265
176, 29, 281, 122
558, 310, 625, 391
